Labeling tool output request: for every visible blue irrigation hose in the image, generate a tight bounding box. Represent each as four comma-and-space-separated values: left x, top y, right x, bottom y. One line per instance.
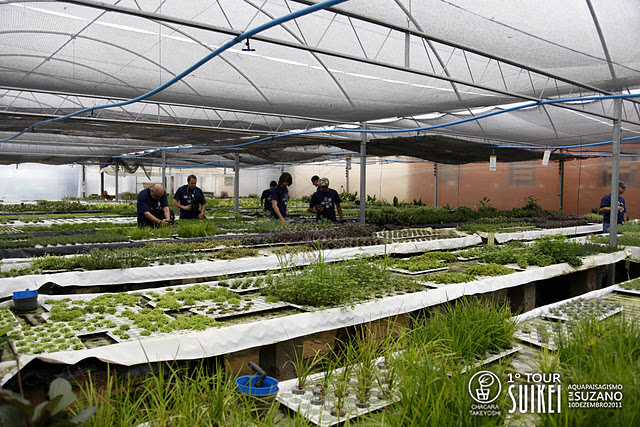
0, 0, 349, 143
113, 91, 640, 159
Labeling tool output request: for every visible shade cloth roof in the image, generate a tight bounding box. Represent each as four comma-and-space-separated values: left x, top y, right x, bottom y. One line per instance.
1, 0, 640, 167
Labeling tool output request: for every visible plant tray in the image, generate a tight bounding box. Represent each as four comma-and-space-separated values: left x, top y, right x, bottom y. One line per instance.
542, 299, 623, 322
0, 307, 22, 332
189, 296, 290, 320
276, 358, 400, 427
461, 344, 522, 373
41, 304, 143, 335
515, 322, 570, 351
613, 285, 640, 296
386, 266, 448, 276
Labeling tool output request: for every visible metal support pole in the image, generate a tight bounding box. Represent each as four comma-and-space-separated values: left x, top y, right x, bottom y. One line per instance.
433, 163, 438, 207
100, 171, 104, 196
609, 98, 622, 245
359, 122, 367, 224
161, 150, 167, 188
558, 156, 564, 212
404, 31, 410, 68
114, 164, 119, 201
234, 153, 240, 213
80, 165, 86, 199
345, 157, 350, 194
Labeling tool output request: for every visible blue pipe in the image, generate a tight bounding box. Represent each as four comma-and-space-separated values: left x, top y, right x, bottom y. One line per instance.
0, 0, 349, 143
113, 91, 640, 160
490, 135, 640, 150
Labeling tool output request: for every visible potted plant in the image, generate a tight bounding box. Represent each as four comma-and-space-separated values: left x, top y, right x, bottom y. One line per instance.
284, 346, 323, 395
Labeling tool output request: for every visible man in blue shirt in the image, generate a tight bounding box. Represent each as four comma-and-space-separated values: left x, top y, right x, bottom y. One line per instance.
261, 180, 277, 215
137, 183, 172, 227
307, 177, 343, 222
271, 172, 292, 223
599, 181, 627, 233
173, 175, 207, 220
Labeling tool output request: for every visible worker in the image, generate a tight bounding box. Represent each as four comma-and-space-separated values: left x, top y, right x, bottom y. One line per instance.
311, 175, 320, 190
137, 183, 173, 227
261, 180, 277, 214
307, 177, 343, 222
272, 172, 293, 224
599, 181, 627, 233
173, 175, 206, 220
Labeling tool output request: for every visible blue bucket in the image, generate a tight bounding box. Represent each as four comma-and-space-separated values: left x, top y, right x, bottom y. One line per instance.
13, 289, 39, 311
235, 374, 279, 396
13, 290, 38, 299
235, 374, 279, 417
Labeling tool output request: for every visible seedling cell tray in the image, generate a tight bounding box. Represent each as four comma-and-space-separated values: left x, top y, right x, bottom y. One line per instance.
386, 266, 448, 276
189, 296, 291, 320
542, 299, 623, 322
277, 360, 400, 427
613, 285, 640, 297
468, 344, 522, 371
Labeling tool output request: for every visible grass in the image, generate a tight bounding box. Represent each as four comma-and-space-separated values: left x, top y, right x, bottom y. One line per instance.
539, 315, 640, 426
8, 298, 634, 426
408, 298, 516, 367
262, 256, 422, 307
464, 263, 514, 276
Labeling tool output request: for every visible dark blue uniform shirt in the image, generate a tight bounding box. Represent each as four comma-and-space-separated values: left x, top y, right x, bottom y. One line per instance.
137, 188, 168, 226
271, 185, 289, 219
174, 185, 206, 219
309, 188, 341, 222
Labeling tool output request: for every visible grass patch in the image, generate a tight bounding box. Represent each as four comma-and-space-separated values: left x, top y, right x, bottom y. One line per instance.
263, 257, 422, 307
539, 315, 640, 426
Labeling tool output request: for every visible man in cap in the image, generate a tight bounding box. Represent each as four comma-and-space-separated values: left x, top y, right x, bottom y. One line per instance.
307, 177, 343, 222
599, 181, 628, 233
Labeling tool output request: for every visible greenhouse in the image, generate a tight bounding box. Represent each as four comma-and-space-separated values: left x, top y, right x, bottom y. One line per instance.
0, 0, 639, 425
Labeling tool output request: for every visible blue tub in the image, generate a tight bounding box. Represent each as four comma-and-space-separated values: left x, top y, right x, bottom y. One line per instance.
13, 289, 38, 311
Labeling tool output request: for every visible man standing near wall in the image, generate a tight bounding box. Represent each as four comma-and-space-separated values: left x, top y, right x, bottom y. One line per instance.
173, 175, 207, 220
599, 181, 627, 233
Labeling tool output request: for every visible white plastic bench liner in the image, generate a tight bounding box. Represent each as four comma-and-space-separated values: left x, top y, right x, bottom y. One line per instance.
477, 224, 603, 243
0, 250, 627, 386
0, 235, 482, 298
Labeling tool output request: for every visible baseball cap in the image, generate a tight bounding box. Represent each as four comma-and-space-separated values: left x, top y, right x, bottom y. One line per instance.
318, 177, 329, 187
619, 181, 627, 188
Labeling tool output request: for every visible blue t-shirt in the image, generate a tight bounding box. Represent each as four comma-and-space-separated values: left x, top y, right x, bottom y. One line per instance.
271, 185, 289, 218
309, 188, 341, 222
137, 188, 168, 224
174, 185, 206, 219
600, 193, 626, 224
261, 189, 273, 214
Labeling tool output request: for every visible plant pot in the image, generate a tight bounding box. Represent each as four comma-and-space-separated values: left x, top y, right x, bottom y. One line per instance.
13, 290, 39, 312
310, 394, 325, 406
330, 406, 346, 417
291, 385, 307, 395
355, 398, 370, 408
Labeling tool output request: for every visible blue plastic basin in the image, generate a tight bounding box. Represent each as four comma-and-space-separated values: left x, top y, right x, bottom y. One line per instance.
13, 290, 38, 299
235, 375, 279, 396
